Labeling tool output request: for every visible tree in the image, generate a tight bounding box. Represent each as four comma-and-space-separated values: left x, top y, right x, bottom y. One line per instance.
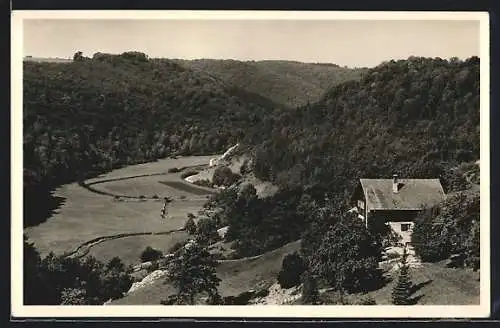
213, 166, 239, 187
309, 212, 383, 293
464, 220, 480, 270
195, 218, 219, 246
140, 246, 163, 263
100, 257, 134, 301
163, 241, 221, 304
73, 51, 84, 62
24, 235, 52, 304
301, 270, 320, 305
391, 247, 413, 305
411, 206, 450, 262
184, 216, 197, 235
277, 252, 306, 288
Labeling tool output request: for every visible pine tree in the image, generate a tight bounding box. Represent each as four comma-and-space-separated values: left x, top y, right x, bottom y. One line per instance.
391, 247, 413, 305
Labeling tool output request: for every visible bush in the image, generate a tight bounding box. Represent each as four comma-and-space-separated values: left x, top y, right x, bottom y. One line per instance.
184, 217, 197, 235
277, 252, 306, 289
213, 166, 240, 187
300, 270, 320, 305
193, 179, 214, 188
168, 167, 180, 173
181, 170, 199, 179
169, 241, 185, 254
179, 195, 187, 200
146, 261, 160, 273
140, 246, 163, 263
196, 218, 220, 245
386, 252, 401, 260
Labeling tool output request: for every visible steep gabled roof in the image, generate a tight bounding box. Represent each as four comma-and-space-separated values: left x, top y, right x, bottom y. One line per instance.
360, 178, 445, 210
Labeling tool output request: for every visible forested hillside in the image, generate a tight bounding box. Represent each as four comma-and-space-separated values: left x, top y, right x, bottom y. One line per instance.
23, 52, 275, 227
206, 56, 480, 285
250, 56, 480, 203
173, 59, 367, 108
23, 53, 481, 305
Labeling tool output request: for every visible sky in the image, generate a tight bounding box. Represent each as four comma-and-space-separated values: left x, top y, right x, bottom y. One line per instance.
23, 18, 480, 68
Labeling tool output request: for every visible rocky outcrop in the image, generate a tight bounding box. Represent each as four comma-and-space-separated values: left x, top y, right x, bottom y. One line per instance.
127, 269, 169, 295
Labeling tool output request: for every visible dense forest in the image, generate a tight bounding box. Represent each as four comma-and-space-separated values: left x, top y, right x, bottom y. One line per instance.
23, 52, 277, 227
174, 59, 367, 108
250, 56, 480, 202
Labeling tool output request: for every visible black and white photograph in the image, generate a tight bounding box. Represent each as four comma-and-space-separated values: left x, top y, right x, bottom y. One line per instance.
11, 10, 490, 318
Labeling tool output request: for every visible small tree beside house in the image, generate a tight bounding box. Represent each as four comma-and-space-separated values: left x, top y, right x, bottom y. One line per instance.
391, 247, 414, 305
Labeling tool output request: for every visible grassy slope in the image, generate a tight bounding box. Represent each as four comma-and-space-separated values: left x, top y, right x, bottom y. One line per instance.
343, 261, 480, 305
110, 240, 301, 304
173, 59, 367, 108
87, 231, 190, 267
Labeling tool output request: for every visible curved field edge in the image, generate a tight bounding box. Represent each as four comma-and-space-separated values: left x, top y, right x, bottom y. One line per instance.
79, 165, 216, 199
62, 228, 185, 259
23, 156, 218, 257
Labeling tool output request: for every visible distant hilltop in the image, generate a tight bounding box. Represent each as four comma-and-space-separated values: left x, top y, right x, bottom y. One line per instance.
23, 56, 72, 63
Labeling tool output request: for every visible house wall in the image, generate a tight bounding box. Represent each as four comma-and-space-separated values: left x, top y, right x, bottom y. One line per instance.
351, 185, 367, 225
388, 221, 414, 245
369, 210, 421, 245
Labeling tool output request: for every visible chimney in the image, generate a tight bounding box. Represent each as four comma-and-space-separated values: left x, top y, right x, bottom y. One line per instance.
392, 174, 399, 193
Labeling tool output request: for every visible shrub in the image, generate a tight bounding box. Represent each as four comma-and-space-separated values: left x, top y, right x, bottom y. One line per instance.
196, 218, 220, 245
179, 195, 187, 200
213, 166, 240, 187
386, 252, 401, 260
181, 170, 199, 179
152, 194, 159, 199
240, 159, 252, 175
277, 252, 306, 289
140, 246, 163, 263
300, 270, 320, 305
60, 288, 88, 305
184, 217, 197, 235
146, 261, 160, 273
168, 167, 180, 173
169, 241, 185, 254
193, 179, 214, 188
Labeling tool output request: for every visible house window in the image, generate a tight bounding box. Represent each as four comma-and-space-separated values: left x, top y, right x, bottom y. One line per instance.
401, 223, 411, 232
